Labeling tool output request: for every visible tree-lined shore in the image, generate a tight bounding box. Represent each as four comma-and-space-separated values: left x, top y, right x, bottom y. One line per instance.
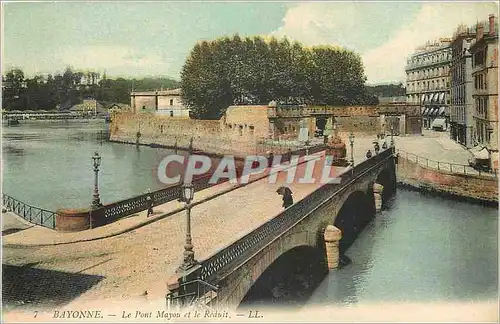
2, 35, 407, 119
1, 68, 179, 111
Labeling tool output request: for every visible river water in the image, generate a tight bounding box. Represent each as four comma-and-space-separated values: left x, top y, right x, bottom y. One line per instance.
2, 121, 175, 210
306, 189, 498, 306
240, 186, 498, 309
3, 122, 498, 309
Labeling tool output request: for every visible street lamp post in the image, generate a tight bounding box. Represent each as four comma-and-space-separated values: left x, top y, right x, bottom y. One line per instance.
178, 138, 197, 272
91, 152, 102, 208
349, 133, 355, 166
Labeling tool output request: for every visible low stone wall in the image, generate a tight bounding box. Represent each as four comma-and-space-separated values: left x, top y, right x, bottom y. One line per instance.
396, 155, 498, 204
110, 106, 270, 157
55, 208, 92, 232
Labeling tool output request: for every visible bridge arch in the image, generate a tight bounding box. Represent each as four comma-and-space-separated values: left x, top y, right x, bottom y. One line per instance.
238, 244, 327, 307
333, 190, 375, 254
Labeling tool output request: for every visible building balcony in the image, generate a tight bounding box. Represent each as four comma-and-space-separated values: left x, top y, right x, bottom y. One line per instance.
406, 73, 450, 82
405, 59, 451, 71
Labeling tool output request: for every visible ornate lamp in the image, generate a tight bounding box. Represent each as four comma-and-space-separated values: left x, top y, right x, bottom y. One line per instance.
348, 133, 355, 166
178, 137, 197, 272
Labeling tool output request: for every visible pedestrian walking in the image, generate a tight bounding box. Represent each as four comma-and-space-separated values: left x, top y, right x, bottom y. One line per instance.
276, 186, 294, 209
366, 150, 373, 158
267, 151, 274, 168
146, 190, 154, 217
374, 142, 380, 154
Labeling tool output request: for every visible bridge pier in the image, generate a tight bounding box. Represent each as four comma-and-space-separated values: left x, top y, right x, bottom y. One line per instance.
323, 225, 342, 269
373, 183, 384, 212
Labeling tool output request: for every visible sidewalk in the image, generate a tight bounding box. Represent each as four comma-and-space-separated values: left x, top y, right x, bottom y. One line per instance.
3, 153, 334, 308
3, 152, 326, 247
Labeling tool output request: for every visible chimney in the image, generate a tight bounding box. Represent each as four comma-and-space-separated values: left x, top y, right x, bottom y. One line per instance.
489, 14, 496, 36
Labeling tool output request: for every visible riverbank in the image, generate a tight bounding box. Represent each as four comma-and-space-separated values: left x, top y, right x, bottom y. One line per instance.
396, 181, 498, 207
396, 153, 498, 205
3, 118, 107, 125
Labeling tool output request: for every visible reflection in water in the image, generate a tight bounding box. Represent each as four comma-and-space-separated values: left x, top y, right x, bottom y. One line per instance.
240, 189, 497, 308
2, 122, 176, 210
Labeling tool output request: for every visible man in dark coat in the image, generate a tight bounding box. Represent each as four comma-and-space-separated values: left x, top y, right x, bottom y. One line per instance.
277, 186, 293, 209
146, 190, 154, 217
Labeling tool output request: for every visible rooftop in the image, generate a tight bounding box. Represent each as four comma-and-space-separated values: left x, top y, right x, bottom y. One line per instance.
131, 88, 181, 96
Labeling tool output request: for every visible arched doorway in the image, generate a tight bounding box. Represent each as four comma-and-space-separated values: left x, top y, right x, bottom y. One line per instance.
315, 117, 327, 137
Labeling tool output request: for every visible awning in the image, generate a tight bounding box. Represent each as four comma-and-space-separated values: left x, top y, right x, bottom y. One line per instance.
432, 108, 439, 116
439, 92, 445, 104
431, 93, 438, 103
438, 107, 445, 115
421, 94, 426, 103
471, 146, 490, 160
423, 107, 429, 115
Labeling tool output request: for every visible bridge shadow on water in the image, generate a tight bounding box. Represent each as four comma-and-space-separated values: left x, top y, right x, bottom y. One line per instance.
238, 246, 329, 310
2, 264, 104, 311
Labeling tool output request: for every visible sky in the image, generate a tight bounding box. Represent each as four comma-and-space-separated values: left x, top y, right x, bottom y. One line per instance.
2, 1, 498, 84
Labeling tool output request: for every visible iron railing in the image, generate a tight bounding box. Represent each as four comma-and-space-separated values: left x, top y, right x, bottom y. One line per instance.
198, 148, 394, 282
397, 149, 498, 178
2, 144, 328, 230
2, 193, 57, 229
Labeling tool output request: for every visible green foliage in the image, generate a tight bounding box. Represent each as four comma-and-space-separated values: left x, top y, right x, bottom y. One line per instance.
366, 83, 406, 98
1, 67, 179, 111
181, 35, 377, 119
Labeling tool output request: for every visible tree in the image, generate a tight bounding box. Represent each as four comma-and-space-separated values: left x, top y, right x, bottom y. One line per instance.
2, 66, 180, 111
180, 36, 373, 119
3, 68, 25, 110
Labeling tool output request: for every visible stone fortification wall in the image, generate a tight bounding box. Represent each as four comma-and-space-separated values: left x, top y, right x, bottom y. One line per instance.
110, 105, 270, 156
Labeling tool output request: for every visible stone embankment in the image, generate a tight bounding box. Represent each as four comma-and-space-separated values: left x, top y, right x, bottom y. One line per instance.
396, 153, 498, 205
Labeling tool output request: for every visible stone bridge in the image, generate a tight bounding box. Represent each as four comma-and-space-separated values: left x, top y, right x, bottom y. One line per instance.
168, 147, 397, 309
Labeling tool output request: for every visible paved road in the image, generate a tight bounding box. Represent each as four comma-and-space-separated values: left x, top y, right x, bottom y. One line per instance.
3, 152, 347, 310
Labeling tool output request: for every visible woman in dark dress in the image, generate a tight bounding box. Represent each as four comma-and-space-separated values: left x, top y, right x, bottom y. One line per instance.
277, 186, 294, 209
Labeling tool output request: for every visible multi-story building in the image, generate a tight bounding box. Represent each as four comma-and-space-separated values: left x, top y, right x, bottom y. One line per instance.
131, 88, 191, 117
405, 39, 452, 129
450, 24, 476, 148
470, 14, 499, 170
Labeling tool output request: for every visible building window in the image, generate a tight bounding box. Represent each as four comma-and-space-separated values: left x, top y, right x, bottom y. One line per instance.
170, 99, 174, 105
170, 111, 173, 117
